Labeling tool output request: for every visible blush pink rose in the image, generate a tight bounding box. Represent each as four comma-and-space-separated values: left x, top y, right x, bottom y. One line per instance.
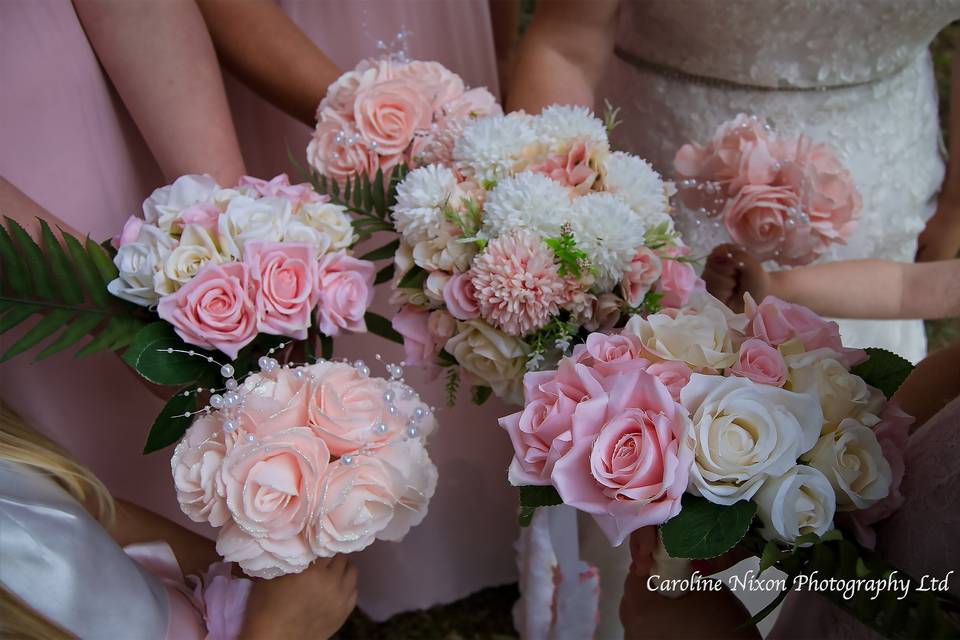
551, 367, 693, 545
171, 414, 229, 527
245, 241, 317, 341
571, 332, 646, 377
645, 361, 692, 402
307, 118, 379, 181
427, 309, 456, 343
744, 295, 866, 367
236, 368, 312, 437
728, 338, 788, 386
392, 60, 465, 109
529, 140, 599, 195
353, 79, 432, 156
313, 252, 374, 336
443, 271, 481, 320
113, 215, 145, 249
621, 247, 663, 307
216, 521, 314, 580
176, 203, 221, 233
157, 261, 258, 359
655, 245, 703, 309
391, 304, 439, 368
722, 184, 820, 264
239, 174, 326, 206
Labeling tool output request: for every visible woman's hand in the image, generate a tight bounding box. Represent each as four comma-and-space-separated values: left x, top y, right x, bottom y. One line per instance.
703, 245, 770, 312
916, 203, 960, 262
240, 556, 358, 640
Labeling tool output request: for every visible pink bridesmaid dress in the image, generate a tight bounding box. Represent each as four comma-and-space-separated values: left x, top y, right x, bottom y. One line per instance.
0, 1, 191, 526
224, 0, 519, 621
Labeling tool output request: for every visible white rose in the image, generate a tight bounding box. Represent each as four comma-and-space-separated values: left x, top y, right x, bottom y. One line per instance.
297, 201, 354, 251
375, 438, 439, 542
107, 224, 175, 306
755, 465, 836, 544
390, 241, 429, 306
159, 224, 223, 294
804, 417, 892, 511
283, 219, 333, 255
624, 302, 738, 370
785, 349, 871, 429
217, 195, 292, 259
142, 174, 219, 232
445, 320, 530, 405
423, 271, 450, 305
680, 374, 824, 505
412, 235, 476, 273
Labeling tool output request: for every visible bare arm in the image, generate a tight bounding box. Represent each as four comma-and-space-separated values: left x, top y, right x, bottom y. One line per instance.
894, 341, 960, 429
197, 0, 340, 128
507, 0, 620, 113
73, 0, 246, 185
0, 177, 80, 240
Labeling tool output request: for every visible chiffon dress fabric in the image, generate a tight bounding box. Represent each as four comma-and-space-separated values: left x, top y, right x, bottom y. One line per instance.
224, 0, 519, 621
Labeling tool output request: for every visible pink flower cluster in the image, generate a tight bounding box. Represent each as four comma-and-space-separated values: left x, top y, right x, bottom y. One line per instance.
675, 114, 861, 265
307, 58, 500, 181
171, 361, 438, 578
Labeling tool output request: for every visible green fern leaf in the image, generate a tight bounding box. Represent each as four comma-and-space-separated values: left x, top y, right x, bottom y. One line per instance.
374, 263, 395, 285
343, 174, 352, 203
359, 240, 399, 261
360, 173, 373, 213
35, 314, 103, 360
318, 174, 328, 195
1, 309, 74, 362
62, 232, 110, 306
0, 306, 34, 333
330, 177, 341, 200
0, 224, 29, 295
371, 168, 386, 217
5, 217, 54, 299
39, 220, 83, 304
75, 316, 128, 357
85, 237, 117, 282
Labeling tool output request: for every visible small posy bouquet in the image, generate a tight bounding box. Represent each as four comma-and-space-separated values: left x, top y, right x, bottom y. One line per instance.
503, 292, 959, 637
172, 357, 438, 578
388, 105, 695, 405
673, 114, 861, 266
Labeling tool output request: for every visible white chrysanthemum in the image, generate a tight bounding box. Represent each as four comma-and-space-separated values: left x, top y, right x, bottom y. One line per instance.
569, 192, 647, 288
482, 172, 572, 239
453, 112, 537, 182
393, 165, 459, 243
603, 152, 672, 227
535, 105, 609, 152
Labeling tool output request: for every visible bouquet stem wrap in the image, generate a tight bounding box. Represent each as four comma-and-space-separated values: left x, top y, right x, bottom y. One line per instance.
648, 533, 694, 599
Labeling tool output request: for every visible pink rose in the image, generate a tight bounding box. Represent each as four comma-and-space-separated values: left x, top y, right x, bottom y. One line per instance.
722, 184, 820, 264
239, 174, 325, 206
176, 203, 221, 233
372, 438, 439, 541
157, 261, 258, 359
621, 247, 663, 307
392, 304, 438, 368
744, 295, 866, 367
847, 401, 913, 549
585, 292, 623, 332
113, 215, 144, 249
728, 338, 788, 386
655, 245, 703, 309
171, 414, 229, 527
427, 309, 456, 343
245, 242, 317, 341
313, 252, 374, 335
391, 60, 465, 110
353, 79, 432, 156
443, 272, 481, 320
307, 118, 379, 181
216, 521, 314, 579
305, 361, 397, 456
237, 368, 311, 437
645, 361, 692, 402
551, 367, 693, 545
502, 360, 605, 485
529, 140, 599, 195
571, 332, 646, 377
441, 87, 501, 121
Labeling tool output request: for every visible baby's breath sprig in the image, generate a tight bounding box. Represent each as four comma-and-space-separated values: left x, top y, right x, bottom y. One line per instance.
526, 316, 578, 371
603, 99, 623, 135
643, 221, 679, 250
444, 198, 487, 249
546, 223, 591, 278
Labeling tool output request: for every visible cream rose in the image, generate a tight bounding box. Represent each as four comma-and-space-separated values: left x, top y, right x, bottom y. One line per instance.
623, 302, 738, 370
142, 174, 219, 233
445, 320, 530, 404
785, 348, 872, 428
296, 201, 355, 251
159, 224, 223, 294
107, 224, 175, 306
754, 465, 836, 544
423, 271, 451, 305
412, 235, 476, 273
217, 196, 292, 260
804, 417, 892, 511
680, 374, 823, 505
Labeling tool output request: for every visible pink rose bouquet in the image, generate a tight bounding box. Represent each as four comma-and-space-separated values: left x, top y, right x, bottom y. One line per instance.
171, 357, 438, 578
388, 105, 696, 405
673, 114, 861, 266
500, 291, 933, 634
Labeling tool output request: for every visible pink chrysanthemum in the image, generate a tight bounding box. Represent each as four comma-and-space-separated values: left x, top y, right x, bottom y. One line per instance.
470, 230, 570, 336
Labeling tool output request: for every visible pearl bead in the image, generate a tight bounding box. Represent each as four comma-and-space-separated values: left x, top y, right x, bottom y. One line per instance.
223, 391, 240, 408
258, 356, 270, 370
245, 434, 256, 443
294, 369, 305, 378
220, 364, 235, 378
209, 394, 224, 409
412, 406, 426, 421
387, 404, 398, 416
223, 419, 238, 432
383, 389, 396, 403
357, 366, 370, 378
225, 378, 239, 391
341, 454, 354, 465
372, 422, 388, 435
405, 425, 420, 439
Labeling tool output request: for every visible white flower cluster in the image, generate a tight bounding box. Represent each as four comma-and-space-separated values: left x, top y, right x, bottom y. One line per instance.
108, 174, 354, 307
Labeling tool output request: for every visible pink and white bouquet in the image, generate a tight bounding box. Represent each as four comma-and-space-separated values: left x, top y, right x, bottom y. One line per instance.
673, 114, 862, 266
307, 57, 500, 183
108, 173, 374, 359
171, 357, 438, 578
388, 105, 696, 405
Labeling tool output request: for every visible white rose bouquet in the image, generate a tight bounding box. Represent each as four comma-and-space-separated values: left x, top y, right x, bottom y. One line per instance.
502, 291, 960, 637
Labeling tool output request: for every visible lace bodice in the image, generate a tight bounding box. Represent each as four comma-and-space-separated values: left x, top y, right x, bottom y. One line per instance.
616, 0, 960, 89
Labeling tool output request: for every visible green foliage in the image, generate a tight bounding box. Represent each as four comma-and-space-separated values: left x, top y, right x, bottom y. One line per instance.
443, 198, 484, 244
122, 322, 216, 385
364, 311, 403, 344
142, 387, 198, 454
359, 239, 400, 261
659, 494, 756, 559
526, 316, 578, 370
0, 217, 149, 362
603, 99, 623, 135
851, 347, 915, 399
445, 367, 461, 407
397, 265, 428, 290
643, 221, 678, 250
471, 385, 493, 406
517, 485, 564, 527
545, 230, 590, 277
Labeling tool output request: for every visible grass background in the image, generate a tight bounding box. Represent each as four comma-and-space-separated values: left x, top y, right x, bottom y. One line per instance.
333, 20, 960, 640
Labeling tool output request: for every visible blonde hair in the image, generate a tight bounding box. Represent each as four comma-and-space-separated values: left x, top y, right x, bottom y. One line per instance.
0, 401, 115, 640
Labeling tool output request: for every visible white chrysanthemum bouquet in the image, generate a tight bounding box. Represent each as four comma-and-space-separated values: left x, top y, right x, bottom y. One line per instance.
387, 105, 699, 405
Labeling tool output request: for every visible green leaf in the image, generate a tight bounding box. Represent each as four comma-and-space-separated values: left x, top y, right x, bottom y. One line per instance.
0, 306, 34, 334
436, 348, 457, 367
62, 232, 110, 306
320, 333, 334, 360
142, 388, 196, 453
374, 263, 395, 285
472, 385, 493, 405
364, 311, 403, 344
6, 217, 53, 299
85, 237, 118, 282
359, 239, 400, 261
122, 322, 214, 385
759, 540, 784, 573
397, 265, 428, 290
660, 495, 756, 559
35, 313, 102, 360
353, 175, 364, 211
39, 220, 82, 304
371, 168, 386, 217
851, 347, 914, 399
0, 309, 74, 361
517, 485, 564, 527
0, 223, 28, 295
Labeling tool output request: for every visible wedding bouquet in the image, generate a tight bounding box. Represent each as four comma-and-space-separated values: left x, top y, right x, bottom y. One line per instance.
171, 357, 438, 578
673, 114, 862, 266
388, 105, 693, 405
503, 292, 959, 636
